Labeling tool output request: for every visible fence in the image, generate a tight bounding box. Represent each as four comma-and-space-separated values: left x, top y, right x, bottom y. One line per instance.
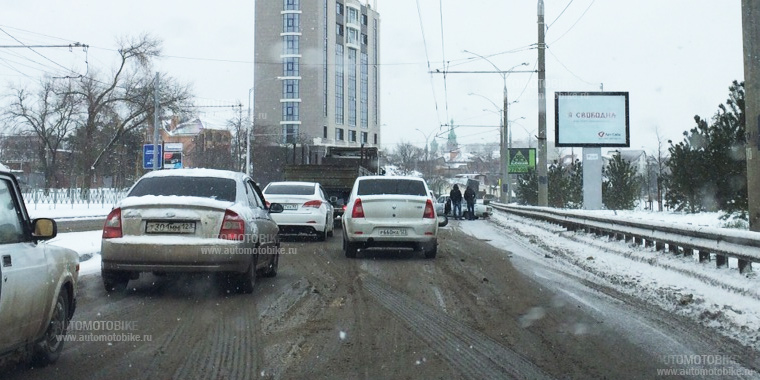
23, 188, 129, 209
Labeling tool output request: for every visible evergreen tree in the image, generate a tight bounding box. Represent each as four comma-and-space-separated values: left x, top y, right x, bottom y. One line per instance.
666, 81, 746, 213
566, 159, 583, 209
515, 169, 538, 206
548, 162, 569, 208
603, 153, 640, 210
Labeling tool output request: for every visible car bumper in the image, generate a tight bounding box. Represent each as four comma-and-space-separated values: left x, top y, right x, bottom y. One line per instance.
343, 219, 437, 245
271, 212, 328, 234
101, 237, 255, 273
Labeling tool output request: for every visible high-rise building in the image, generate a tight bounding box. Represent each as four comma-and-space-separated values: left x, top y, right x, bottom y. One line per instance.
254, 0, 381, 148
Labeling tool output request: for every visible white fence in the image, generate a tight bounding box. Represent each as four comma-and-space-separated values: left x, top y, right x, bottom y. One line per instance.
22, 188, 129, 208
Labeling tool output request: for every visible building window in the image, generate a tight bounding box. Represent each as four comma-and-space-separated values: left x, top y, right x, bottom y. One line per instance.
283, 13, 299, 33
336, 23, 344, 37
360, 52, 368, 128
335, 128, 344, 141
361, 132, 368, 144
284, 0, 299, 11
283, 79, 299, 99
336, 2, 343, 15
347, 7, 359, 25
284, 35, 299, 54
349, 130, 357, 142
282, 102, 299, 121
361, 33, 367, 45
347, 48, 357, 126
335, 44, 344, 124
283, 124, 298, 144
373, 133, 377, 144
347, 28, 359, 45
283, 58, 299, 77
362, 14, 368, 25
323, 126, 328, 139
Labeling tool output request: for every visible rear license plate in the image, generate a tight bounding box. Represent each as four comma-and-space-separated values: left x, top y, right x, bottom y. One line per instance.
145, 221, 196, 234
378, 228, 407, 236
283, 204, 299, 210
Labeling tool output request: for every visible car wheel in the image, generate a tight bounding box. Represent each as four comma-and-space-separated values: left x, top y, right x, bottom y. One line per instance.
33, 287, 69, 366
235, 256, 257, 294
318, 225, 328, 241
261, 250, 279, 278
327, 218, 334, 238
343, 235, 358, 258
424, 243, 438, 259
102, 270, 129, 292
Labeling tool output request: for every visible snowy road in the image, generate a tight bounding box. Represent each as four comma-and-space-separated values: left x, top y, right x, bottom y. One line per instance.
2, 219, 758, 379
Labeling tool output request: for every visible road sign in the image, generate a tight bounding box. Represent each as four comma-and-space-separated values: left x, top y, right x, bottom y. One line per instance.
143, 144, 163, 169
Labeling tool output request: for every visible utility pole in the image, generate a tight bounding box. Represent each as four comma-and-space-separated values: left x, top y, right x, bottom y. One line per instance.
503, 86, 510, 203
743, 0, 760, 232
152, 72, 160, 170
537, 0, 548, 206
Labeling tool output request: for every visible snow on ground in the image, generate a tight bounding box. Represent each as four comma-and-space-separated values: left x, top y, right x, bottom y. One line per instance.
47, 230, 103, 276
457, 210, 760, 349
26, 203, 112, 219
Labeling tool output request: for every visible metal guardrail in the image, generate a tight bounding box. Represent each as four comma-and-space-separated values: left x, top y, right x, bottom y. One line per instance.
490, 203, 760, 273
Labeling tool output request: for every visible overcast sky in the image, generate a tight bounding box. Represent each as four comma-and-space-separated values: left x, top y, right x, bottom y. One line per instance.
1, 0, 745, 156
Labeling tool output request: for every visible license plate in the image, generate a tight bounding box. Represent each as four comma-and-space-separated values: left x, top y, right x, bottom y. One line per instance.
145, 221, 196, 234
283, 204, 299, 210
378, 228, 406, 236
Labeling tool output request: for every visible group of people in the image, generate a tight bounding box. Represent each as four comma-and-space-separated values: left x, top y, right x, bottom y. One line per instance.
446, 184, 477, 220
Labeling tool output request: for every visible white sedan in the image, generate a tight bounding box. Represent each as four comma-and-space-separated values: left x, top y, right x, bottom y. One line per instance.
342, 176, 446, 259
434, 195, 493, 219
263, 181, 335, 241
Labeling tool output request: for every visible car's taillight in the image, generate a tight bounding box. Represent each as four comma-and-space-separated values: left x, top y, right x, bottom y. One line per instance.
219, 209, 246, 240
102, 208, 122, 238
302, 200, 322, 208
351, 198, 365, 218
423, 199, 435, 219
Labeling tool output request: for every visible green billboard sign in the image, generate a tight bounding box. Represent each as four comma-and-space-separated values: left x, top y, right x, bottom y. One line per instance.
508, 148, 536, 173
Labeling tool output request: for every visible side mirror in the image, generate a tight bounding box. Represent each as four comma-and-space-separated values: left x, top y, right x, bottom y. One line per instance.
269, 203, 284, 213
437, 215, 448, 227
32, 218, 57, 240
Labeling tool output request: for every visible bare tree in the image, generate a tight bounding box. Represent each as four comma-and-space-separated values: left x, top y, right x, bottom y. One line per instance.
652, 127, 669, 211
4, 78, 79, 190
390, 142, 424, 175
68, 34, 192, 193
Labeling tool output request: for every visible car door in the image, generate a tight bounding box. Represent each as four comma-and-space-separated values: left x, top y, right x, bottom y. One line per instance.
247, 180, 279, 250
0, 176, 50, 351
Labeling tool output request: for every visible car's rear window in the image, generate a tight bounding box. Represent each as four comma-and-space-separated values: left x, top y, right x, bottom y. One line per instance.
357, 179, 427, 196
128, 176, 237, 201
264, 184, 314, 195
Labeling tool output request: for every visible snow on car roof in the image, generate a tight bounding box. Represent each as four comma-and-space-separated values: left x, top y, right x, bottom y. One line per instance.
266, 181, 317, 187
357, 175, 425, 181
119, 194, 235, 209
140, 168, 245, 180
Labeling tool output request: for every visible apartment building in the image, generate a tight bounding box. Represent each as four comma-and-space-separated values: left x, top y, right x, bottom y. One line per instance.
254, 0, 381, 147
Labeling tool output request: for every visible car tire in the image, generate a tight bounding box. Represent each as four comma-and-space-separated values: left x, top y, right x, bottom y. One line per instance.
235, 256, 257, 294
261, 250, 279, 278
33, 287, 69, 366
424, 243, 438, 259
318, 225, 328, 241
102, 270, 129, 293
343, 235, 358, 258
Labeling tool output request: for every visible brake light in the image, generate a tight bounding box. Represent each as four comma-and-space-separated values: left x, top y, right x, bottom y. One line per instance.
423, 199, 435, 219
219, 209, 246, 240
102, 208, 123, 238
302, 200, 322, 208
266, 201, 271, 208
351, 198, 365, 218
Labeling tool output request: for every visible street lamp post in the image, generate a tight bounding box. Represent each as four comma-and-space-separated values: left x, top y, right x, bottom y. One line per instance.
462, 50, 528, 203
247, 87, 253, 177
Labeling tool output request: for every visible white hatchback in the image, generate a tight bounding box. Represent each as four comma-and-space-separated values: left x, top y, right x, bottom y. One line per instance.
263, 181, 335, 241
342, 176, 445, 259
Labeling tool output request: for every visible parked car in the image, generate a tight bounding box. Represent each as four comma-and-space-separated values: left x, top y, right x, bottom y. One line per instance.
434, 195, 493, 219
0, 170, 78, 365
342, 176, 446, 259
262, 181, 335, 240
100, 168, 283, 294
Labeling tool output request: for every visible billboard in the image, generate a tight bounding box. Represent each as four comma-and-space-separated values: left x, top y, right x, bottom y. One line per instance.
555, 92, 630, 147
508, 148, 536, 173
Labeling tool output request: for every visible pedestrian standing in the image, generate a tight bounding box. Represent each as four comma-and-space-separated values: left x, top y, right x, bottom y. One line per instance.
464, 186, 476, 220
449, 184, 463, 220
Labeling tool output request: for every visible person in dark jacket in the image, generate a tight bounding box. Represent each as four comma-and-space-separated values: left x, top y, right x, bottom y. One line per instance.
464, 186, 476, 220
449, 184, 463, 220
